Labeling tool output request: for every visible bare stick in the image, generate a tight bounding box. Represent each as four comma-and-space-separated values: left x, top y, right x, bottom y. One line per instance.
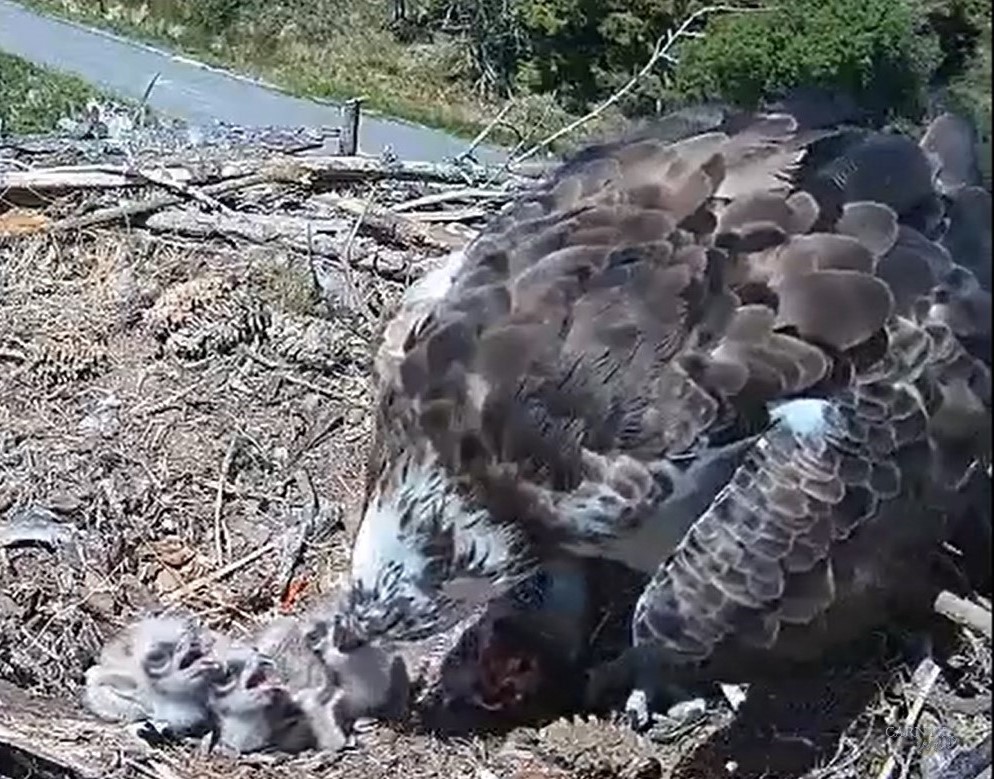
935, 590, 993, 640
316, 192, 473, 251
133, 72, 161, 126
390, 187, 511, 213
126, 165, 233, 214
162, 542, 274, 605
240, 348, 353, 401
213, 437, 239, 564
877, 660, 943, 779
45, 170, 286, 232
342, 190, 380, 324
512, 5, 767, 164
407, 207, 489, 223
218, 155, 551, 185
456, 99, 516, 162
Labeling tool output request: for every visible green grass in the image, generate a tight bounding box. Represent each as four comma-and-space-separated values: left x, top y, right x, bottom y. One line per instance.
0, 51, 108, 134
17, 0, 596, 148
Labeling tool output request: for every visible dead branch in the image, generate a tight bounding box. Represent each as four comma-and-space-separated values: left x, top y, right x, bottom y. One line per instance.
213, 436, 239, 564
240, 348, 354, 401
513, 4, 768, 163
877, 659, 942, 779
1, 163, 194, 193
142, 207, 349, 253
406, 206, 489, 222
4, 155, 546, 212
316, 193, 475, 251
455, 99, 516, 162
390, 187, 512, 213
341, 189, 381, 324
45, 170, 298, 232
218, 155, 550, 185
935, 591, 993, 640
161, 541, 275, 605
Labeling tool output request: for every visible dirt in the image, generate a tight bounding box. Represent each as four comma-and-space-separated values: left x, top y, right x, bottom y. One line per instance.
0, 223, 990, 779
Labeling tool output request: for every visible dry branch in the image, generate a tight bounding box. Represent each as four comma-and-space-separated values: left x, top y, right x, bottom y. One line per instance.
4, 155, 546, 211
513, 4, 767, 163
143, 207, 348, 252
390, 187, 511, 213
45, 170, 300, 232
1, 164, 194, 193
316, 193, 475, 251
935, 591, 993, 640
218, 155, 550, 185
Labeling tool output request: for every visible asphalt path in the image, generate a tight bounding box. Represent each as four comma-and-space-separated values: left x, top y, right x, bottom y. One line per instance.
0, 0, 505, 162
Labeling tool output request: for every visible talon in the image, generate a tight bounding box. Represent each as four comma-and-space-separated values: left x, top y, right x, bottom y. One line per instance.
624, 688, 651, 731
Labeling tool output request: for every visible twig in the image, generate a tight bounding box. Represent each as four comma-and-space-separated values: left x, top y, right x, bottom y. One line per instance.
935, 590, 993, 640
131, 378, 207, 416
342, 190, 380, 324
45, 171, 289, 231
390, 187, 511, 213
218, 155, 549, 185
456, 99, 516, 163
877, 660, 943, 779
240, 348, 352, 401
275, 469, 320, 601
124, 165, 233, 214
512, 4, 767, 164
199, 478, 288, 505
317, 191, 473, 251
213, 437, 239, 564
162, 542, 274, 605
133, 72, 161, 126
407, 207, 489, 223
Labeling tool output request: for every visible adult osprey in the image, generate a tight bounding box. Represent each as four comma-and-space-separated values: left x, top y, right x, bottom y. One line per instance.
334, 109, 992, 712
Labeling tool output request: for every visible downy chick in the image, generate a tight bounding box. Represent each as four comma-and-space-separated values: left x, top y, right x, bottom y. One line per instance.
253, 614, 357, 752
208, 641, 318, 754
303, 606, 410, 738
82, 614, 217, 738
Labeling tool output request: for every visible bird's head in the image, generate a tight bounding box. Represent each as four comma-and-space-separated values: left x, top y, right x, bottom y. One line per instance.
208, 644, 282, 716
133, 616, 217, 699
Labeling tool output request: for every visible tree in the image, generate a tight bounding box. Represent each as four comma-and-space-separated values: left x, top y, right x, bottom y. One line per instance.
673, 0, 940, 121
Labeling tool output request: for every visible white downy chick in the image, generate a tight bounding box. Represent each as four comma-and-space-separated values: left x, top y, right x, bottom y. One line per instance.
82, 614, 217, 739
207, 640, 317, 755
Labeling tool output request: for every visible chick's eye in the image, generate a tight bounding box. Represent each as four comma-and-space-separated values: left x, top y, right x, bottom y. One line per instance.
143, 644, 173, 674
214, 662, 243, 690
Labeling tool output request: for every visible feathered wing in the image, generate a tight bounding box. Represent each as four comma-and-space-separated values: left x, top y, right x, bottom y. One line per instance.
358, 109, 989, 648
629, 147, 992, 674
386, 113, 904, 551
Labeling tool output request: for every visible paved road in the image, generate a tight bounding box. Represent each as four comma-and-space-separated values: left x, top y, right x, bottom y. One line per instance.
0, 0, 505, 162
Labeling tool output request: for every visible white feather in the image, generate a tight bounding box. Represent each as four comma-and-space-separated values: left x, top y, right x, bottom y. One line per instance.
351, 449, 523, 607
